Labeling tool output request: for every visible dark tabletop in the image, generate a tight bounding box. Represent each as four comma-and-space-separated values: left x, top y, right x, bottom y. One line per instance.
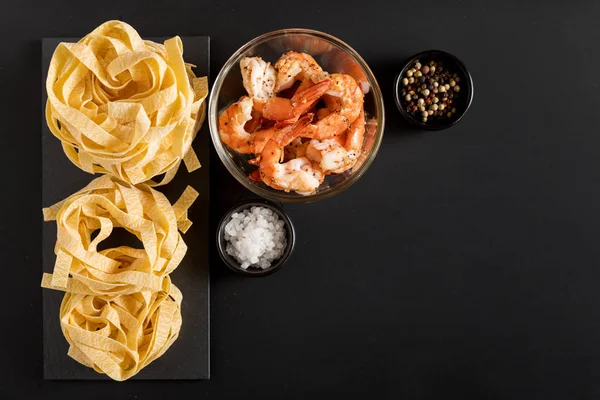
4, 0, 600, 399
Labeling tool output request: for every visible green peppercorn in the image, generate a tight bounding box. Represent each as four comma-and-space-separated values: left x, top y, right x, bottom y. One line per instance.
433, 97, 439, 103
405, 94, 411, 101
409, 77, 415, 84
415, 70, 422, 78
422, 111, 428, 118
447, 112, 453, 118
433, 82, 439, 88
444, 84, 450, 91
432, 104, 439, 111
454, 85, 460, 92
449, 80, 456, 87
452, 108, 457, 113
439, 86, 446, 93
402, 78, 408, 85
407, 70, 413, 77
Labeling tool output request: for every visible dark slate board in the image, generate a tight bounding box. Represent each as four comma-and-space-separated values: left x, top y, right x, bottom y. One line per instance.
42, 37, 210, 380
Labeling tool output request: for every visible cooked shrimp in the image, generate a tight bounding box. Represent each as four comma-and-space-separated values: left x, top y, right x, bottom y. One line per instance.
316, 107, 331, 121
218, 96, 255, 154
256, 79, 331, 123
240, 57, 276, 103
299, 73, 364, 140
274, 51, 327, 92
257, 119, 324, 195
305, 108, 365, 174
248, 114, 314, 166
253, 114, 313, 157
284, 137, 309, 161
218, 96, 308, 154
240, 55, 331, 123
259, 141, 324, 195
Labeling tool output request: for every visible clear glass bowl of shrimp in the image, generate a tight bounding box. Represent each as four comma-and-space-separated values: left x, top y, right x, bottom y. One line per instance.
208, 29, 385, 203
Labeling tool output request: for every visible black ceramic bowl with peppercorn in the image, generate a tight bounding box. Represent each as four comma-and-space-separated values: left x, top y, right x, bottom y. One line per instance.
394, 50, 473, 130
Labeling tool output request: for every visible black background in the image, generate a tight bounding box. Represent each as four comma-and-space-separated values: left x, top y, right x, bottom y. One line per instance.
3, 0, 600, 398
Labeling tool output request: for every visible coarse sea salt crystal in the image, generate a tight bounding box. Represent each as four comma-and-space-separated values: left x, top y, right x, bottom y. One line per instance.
224, 206, 287, 270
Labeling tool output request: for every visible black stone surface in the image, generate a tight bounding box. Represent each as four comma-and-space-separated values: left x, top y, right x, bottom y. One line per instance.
41, 37, 210, 380
5, 1, 600, 398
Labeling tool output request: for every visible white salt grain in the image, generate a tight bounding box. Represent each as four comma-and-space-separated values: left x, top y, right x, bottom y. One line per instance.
224, 206, 287, 269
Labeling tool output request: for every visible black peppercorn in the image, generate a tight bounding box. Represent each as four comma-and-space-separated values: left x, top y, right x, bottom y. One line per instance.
400, 59, 462, 124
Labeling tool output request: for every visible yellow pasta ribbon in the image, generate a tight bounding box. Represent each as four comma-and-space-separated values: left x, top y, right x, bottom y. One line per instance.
58, 283, 182, 381
42, 175, 195, 296
45, 20, 207, 185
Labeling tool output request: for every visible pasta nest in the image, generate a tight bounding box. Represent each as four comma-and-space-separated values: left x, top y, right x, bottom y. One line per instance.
45, 20, 208, 185
59, 282, 182, 381
41, 175, 198, 296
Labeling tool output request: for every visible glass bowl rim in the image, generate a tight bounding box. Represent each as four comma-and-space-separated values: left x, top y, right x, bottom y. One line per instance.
208, 28, 386, 203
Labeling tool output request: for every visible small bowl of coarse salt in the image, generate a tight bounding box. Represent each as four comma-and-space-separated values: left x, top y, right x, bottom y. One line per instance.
216, 201, 295, 276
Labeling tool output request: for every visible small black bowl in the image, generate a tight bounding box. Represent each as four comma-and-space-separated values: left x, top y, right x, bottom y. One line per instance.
216, 200, 295, 277
394, 50, 474, 131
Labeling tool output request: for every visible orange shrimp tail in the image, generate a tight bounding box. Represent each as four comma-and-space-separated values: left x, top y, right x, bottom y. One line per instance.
276, 114, 314, 147
291, 79, 331, 112
263, 97, 296, 121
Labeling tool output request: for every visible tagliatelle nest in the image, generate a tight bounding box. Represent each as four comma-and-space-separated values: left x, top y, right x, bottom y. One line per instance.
45, 20, 208, 186
59, 282, 182, 381
41, 175, 198, 296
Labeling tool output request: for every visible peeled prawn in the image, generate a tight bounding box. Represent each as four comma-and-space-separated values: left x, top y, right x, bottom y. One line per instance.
299, 73, 364, 140
240, 57, 276, 103
305, 108, 365, 174
242, 56, 331, 123
218, 96, 309, 155
284, 137, 309, 161
274, 51, 327, 92
218, 96, 255, 153
257, 120, 324, 195
256, 79, 331, 123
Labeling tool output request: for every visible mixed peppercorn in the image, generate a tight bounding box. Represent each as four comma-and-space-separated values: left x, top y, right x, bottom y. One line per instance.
399, 60, 462, 123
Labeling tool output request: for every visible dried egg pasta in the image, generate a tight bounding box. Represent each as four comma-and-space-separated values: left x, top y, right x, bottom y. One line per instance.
45, 20, 208, 185
57, 282, 182, 381
41, 175, 197, 296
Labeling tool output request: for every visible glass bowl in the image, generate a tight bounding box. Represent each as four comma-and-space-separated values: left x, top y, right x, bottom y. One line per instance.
208, 28, 385, 203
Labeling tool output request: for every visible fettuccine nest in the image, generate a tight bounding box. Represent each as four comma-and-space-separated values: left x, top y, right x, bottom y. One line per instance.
42, 175, 198, 296
59, 283, 183, 381
45, 20, 208, 185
